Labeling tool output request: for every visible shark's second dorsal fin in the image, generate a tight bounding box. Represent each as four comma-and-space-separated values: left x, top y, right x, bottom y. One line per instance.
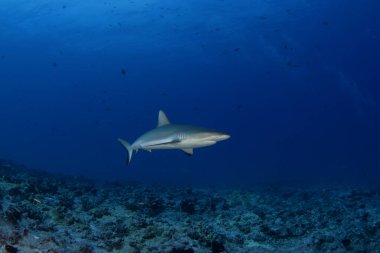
157, 110, 170, 127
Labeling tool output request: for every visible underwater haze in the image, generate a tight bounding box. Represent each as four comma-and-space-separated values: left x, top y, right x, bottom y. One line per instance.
1, 0, 380, 185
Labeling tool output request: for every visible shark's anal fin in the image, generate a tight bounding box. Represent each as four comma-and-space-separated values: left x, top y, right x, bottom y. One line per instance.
157, 110, 170, 127
181, 148, 193, 156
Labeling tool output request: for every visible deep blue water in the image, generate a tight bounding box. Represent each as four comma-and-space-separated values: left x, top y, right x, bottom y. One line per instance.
0, 0, 379, 185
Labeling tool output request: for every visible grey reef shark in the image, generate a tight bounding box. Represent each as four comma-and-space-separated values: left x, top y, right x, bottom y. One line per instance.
118, 110, 230, 164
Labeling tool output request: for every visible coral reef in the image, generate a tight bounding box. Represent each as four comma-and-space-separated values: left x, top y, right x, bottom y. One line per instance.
1, 159, 380, 252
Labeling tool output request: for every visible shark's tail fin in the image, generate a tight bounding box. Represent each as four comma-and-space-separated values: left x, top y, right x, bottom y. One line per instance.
117, 138, 133, 165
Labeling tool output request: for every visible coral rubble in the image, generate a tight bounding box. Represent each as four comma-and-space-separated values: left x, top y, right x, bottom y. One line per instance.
0, 159, 379, 252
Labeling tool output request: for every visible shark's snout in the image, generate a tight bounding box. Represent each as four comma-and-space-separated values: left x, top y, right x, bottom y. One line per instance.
208, 132, 230, 142
215, 133, 230, 141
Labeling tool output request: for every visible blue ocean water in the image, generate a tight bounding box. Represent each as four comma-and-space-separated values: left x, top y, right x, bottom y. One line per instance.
0, 0, 379, 185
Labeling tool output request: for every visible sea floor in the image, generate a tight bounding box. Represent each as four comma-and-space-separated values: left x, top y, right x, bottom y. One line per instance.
0, 160, 379, 253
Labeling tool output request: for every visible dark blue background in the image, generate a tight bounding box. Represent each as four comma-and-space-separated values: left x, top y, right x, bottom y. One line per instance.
0, 0, 379, 185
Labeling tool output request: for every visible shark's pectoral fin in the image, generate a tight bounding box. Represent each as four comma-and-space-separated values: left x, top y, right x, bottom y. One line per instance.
181, 148, 193, 156
146, 149, 152, 152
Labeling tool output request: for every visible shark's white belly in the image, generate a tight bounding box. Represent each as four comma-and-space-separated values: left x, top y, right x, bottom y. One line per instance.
142, 140, 217, 150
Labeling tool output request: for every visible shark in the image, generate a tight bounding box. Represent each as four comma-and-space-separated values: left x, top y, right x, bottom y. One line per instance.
118, 110, 230, 164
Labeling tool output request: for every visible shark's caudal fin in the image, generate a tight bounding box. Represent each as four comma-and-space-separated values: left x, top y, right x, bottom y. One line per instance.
157, 110, 170, 127
117, 138, 133, 164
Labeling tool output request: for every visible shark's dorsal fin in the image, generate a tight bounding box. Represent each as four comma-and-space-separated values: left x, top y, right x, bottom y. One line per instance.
157, 110, 170, 127
181, 148, 193, 156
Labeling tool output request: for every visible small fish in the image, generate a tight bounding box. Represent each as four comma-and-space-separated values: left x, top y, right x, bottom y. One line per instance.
33, 198, 41, 204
